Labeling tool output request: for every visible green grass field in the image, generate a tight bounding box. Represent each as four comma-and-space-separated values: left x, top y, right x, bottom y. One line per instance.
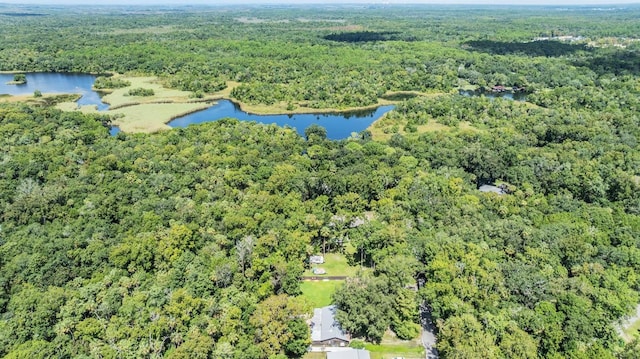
365, 341, 425, 359
359, 330, 425, 359
304, 253, 359, 277
300, 280, 343, 308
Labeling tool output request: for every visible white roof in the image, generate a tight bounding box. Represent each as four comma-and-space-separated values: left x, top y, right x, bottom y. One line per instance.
479, 184, 505, 194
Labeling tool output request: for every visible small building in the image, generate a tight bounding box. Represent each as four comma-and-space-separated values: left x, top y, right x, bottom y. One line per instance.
312, 267, 327, 275
479, 184, 508, 195
327, 349, 371, 359
310, 255, 325, 264
310, 305, 350, 347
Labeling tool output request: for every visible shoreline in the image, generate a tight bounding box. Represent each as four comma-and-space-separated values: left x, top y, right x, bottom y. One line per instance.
223, 96, 396, 117
163, 103, 217, 126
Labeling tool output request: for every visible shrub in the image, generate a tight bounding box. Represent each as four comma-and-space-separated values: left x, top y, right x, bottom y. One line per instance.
93, 76, 131, 89
12, 73, 27, 84
126, 88, 155, 97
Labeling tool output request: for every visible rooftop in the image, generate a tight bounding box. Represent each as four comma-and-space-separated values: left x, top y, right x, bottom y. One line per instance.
327, 349, 371, 359
479, 184, 507, 195
311, 305, 348, 342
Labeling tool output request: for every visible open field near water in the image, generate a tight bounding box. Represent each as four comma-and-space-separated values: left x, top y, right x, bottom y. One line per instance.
110, 103, 212, 133
99, 76, 196, 109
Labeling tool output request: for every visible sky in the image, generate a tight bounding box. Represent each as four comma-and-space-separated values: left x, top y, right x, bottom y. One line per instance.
0, 0, 638, 5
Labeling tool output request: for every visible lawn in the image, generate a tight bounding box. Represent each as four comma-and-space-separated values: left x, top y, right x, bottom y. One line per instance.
300, 280, 343, 308
304, 253, 359, 277
365, 343, 425, 359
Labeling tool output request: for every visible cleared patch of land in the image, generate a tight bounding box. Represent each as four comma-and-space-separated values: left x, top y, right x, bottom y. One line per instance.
304, 253, 359, 277
364, 331, 425, 359
622, 319, 640, 342
110, 103, 212, 133
366, 344, 425, 359
619, 304, 640, 343
370, 116, 480, 142
98, 76, 198, 109
300, 280, 343, 308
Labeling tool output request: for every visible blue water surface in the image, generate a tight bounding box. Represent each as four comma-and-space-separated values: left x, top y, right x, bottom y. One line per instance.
0, 72, 109, 110
168, 99, 395, 140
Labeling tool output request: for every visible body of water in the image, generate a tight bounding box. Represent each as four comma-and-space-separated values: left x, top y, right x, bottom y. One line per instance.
168, 99, 395, 140
1, 72, 394, 139
459, 89, 527, 101
0, 72, 109, 110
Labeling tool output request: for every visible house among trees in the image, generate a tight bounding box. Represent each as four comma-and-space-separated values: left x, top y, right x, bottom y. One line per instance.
479, 183, 508, 195
310, 305, 350, 347
310, 255, 324, 264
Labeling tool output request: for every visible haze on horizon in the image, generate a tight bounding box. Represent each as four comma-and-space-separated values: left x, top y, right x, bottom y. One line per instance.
1, 0, 639, 5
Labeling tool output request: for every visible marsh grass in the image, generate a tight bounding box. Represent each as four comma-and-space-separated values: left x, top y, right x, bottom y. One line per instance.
111, 103, 211, 133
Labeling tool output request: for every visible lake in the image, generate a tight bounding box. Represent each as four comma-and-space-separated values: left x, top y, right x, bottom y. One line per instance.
0, 72, 109, 110
459, 89, 527, 101
1, 72, 394, 139
167, 100, 395, 140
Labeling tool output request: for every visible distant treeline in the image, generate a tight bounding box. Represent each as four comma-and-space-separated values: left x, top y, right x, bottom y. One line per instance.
464, 39, 591, 57
323, 31, 415, 43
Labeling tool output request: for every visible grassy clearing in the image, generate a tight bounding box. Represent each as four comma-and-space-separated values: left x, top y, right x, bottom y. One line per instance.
623, 318, 640, 342
304, 253, 359, 277
365, 332, 425, 359
99, 76, 197, 108
110, 103, 211, 133
370, 114, 483, 141
366, 344, 425, 359
370, 117, 450, 142
300, 280, 343, 308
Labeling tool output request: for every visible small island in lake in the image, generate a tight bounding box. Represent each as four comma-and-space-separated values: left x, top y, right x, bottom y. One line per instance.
6, 73, 27, 85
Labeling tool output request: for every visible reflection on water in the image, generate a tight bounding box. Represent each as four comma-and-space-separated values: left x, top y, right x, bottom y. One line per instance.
168, 99, 395, 140
0, 72, 109, 110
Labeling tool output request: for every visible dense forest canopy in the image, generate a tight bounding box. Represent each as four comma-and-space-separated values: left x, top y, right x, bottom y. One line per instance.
0, 3, 639, 359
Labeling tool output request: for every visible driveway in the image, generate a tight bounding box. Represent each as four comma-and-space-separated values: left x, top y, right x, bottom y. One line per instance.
420, 302, 439, 359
